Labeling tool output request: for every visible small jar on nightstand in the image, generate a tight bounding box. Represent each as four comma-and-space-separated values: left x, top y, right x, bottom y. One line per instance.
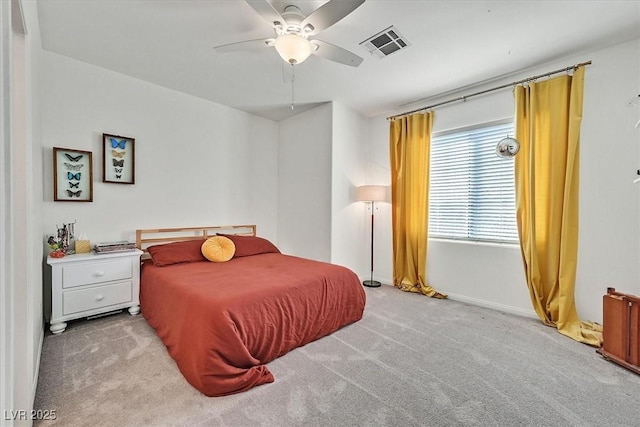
47, 249, 143, 334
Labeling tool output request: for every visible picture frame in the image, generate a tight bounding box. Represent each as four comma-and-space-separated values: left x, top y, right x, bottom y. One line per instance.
103, 133, 135, 184
53, 147, 94, 202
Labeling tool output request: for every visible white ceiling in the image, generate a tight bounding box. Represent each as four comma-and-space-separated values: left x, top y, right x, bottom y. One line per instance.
36, 0, 640, 122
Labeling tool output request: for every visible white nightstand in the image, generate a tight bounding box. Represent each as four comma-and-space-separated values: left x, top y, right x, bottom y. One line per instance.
47, 249, 143, 334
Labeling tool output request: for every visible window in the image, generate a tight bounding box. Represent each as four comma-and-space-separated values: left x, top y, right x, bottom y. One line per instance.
429, 120, 518, 243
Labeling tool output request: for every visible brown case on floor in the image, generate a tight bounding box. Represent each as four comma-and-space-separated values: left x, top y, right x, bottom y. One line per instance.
597, 287, 640, 374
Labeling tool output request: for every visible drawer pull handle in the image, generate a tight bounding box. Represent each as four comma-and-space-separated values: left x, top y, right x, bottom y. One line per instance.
95, 294, 104, 301
94, 271, 105, 277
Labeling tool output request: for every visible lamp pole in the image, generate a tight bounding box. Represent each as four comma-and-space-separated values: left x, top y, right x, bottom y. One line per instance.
356, 185, 386, 288
363, 200, 381, 287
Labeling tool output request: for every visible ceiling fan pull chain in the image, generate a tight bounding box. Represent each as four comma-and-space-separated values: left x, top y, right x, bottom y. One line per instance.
291, 63, 295, 110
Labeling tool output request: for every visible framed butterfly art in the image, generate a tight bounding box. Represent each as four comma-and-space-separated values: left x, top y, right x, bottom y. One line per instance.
103, 133, 135, 184
53, 147, 93, 202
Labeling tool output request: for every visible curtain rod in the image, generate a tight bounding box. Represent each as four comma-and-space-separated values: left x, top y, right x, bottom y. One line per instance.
387, 60, 592, 120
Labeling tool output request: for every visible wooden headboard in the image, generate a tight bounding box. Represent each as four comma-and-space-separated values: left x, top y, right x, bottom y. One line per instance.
136, 224, 256, 252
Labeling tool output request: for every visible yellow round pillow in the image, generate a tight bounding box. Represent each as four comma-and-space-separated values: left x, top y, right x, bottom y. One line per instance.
201, 236, 236, 262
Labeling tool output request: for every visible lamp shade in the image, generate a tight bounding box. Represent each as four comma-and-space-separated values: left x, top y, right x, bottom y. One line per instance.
356, 185, 387, 202
274, 34, 313, 65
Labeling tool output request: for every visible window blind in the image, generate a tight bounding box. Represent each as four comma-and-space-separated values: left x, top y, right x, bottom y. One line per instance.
429, 121, 519, 243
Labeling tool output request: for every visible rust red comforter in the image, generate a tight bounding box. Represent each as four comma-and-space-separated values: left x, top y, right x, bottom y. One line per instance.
140, 253, 366, 396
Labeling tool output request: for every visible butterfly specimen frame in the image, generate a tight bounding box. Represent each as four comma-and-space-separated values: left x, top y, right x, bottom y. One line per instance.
53, 147, 94, 202
102, 133, 135, 184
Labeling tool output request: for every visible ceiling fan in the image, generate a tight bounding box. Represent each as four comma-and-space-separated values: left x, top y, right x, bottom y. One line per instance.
213, 0, 365, 67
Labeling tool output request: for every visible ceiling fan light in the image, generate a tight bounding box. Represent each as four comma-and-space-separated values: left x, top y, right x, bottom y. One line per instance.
275, 34, 312, 64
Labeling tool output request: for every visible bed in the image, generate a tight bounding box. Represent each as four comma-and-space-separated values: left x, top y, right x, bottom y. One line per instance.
136, 225, 366, 396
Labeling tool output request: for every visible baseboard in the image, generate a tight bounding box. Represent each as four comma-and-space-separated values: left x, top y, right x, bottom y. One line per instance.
30, 325, 44, 412
361, 279, 537, 319
445, 292, 538, 319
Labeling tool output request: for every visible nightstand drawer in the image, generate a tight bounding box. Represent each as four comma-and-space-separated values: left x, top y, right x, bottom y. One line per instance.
63, 281, 132, 315
62, 258, 132, 288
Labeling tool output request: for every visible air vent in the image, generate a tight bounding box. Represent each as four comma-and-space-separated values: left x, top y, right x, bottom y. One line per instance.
360, 26, 411, 59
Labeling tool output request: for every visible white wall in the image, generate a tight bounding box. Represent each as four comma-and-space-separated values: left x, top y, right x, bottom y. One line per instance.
277, 101, 371, 276
277, 103, 332, 262
576, 39, 640, 319
366, 38, 640, 323
330, 102, 368, 275
40, 51, 279, 247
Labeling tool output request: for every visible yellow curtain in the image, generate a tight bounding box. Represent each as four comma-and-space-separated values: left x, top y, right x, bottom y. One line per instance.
389, 112, 446, 299
514, 66, 601, 346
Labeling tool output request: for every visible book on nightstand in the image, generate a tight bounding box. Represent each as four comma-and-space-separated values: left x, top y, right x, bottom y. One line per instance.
94, 241, 137, 254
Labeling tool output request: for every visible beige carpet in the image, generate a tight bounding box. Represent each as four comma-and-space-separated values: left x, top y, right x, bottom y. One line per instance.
34, 285, 640, 426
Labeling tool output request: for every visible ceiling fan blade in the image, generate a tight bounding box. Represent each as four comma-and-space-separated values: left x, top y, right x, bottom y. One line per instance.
310, 40, 363, 67
245, 0, 285, 26
301, 0, 365, 35
213, 38, 275, 53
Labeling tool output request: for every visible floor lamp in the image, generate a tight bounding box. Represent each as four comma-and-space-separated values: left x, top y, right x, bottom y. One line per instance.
356, 185, 387, 288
